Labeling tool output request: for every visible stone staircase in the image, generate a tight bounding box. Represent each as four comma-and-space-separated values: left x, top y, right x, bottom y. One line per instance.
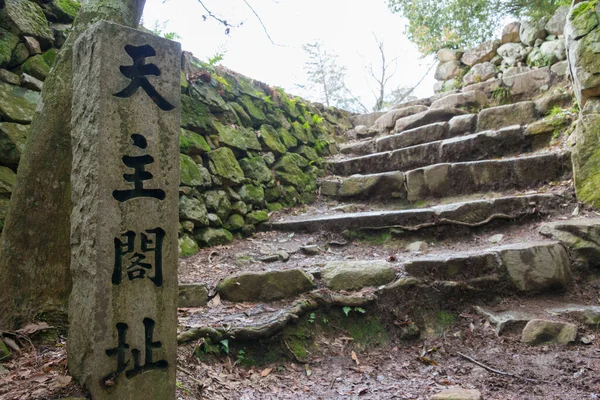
176, 77, 600, 370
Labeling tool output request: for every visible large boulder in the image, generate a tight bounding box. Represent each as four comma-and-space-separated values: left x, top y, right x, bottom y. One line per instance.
0, 0, 54, 48
568, 28, 600, 107
497, 242, 572, 293
178, 235, 199, 258
502, 22, 521, 44
202, 190, 231, 220
434, 60, 462, 81
194, 227, 233, 247
216, 269, 316, 302
321, 260, 395, 291
497, 42, 529, 66
437, 48, 464, 62
180, 128, 211, 156
463, 62, 497, 86
178, 283, 208, 307
570, 110, 600, 208
565, 1, 599, 41
502, 67, 552, 96
539, 219, 600, 268
0, 81, 40, 123
520, 17, 548, 46
540, 40, 566, 63
546, 6, 570, 36
461, 40, 501, 66
521, 319, 577, 345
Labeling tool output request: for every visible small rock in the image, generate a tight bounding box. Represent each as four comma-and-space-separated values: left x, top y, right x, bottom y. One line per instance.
581, 335, 595, 345
23, 36, 41, 55
259, 254, 280, 263
431, 388, 482, 400
277, 250, 290, 262
300, 245, 320, 256
488, 234, 504, 244
521, 319, 577, 345
406, 241, 428, 252
399, 323, 420, 340
178, 283, 209, 308
21, 73, 43, 91
321, 260, 395, 291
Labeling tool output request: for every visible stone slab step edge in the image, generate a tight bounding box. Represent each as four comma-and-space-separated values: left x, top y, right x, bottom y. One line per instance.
319, 151, 571, 201
328, 125, 552, 176
267, 193, 562, 233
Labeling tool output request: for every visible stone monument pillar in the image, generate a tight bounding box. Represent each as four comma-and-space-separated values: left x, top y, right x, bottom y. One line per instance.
68, 21, 181, 399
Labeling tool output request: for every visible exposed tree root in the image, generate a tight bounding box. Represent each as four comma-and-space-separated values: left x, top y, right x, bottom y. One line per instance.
177, 290, 376, 344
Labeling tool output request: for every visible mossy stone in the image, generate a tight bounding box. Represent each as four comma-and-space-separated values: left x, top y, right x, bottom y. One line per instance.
0, 28, 19, 68
321, 260, 395, 291
181, 220, 195, 233
259, 124, 287, 155
290, 121, 310, 143
207, 213, 223, 228
190, 81, 228, 112
0, 196, 10, 231
216, 269, 315, 302
207, 147, 245, 184
274, 154, 313, 190
264, 187, 282, 202
239, 126, 262, 151
239, 95, 266, 124
181, 95, 216, 134
180, 71, 188, 92
238, 184, 265, 207
52, 0, 81, 22
297, 145, 319, 161
202, 190, 231, 220
246, 210, 269, 225
229, 102, 252, 127
239, 156, 273, 183
41, 48, 58, 67
8, 42, 28, 68
179, 195, 209, 227
225, 214, 245, 231
180, 154, 205, 187
569, 1, 599, 39
231, 200, 248, 215
267, 202, 283, 212
194, 227, 234, 247
274, 153, 310, 172
0, 165, 16, 195
278, 127, 298, 149
179, 234, 199, 257
0, 0, 54, 47
572, 114, 600, 208
179, 128, 211, 155
0, 338, 10, 360
0, 122, 29, 166
213, 121, 247, 151
280, 186, 300, 206
0, 81, 40, 123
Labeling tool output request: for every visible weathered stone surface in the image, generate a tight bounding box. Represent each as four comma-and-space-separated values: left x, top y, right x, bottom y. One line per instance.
435, 60, 462, 81
463, 62, 497, 86
406, 152, 571, 201
539, 219, 600, 268
259, 124, 287, 154
503, 66, 532, 79
502, 22, 521, 44
546, 6, 569, 36
350, 111, 386, 128
570, 114, 600, 207
497, 242, 571, 293
179, 128, 210, 156
194, 227, 233, 247
246, 210, 268, 225
179, 195, 209, 227
448, 114, 477, 136
68, 22, 180, 399
476, 306, 537, 335
217, 269, 316, 302
394, 108, 466, 133
0, 81, 40, 123
372, 105, 429, 132
0, 122, 28, 167
0, 28, 19, 67
551, 60, 569, 76
340, 140, 375, 156
461, 40, 501, 66
0, 0, 54, 48
437, 48, 464, 62
319, 179, 340, 197
0, 165, 16, 195
403, 252, 497, 282
540, 40, 566, 63
337, 171, 405, 199
566, 1, 599, 41
20, 73, 43, 91
521, 319, 577, 345
568, 29, 600, 107
431, 388, 482, 400
497, 42, 528, 66
431, 91, 487, 110
376, 122, 449, 152
462, 78, 501, 93
269, 194, 559, 233
546, 304, 600, 325
178, 284, 208, 308
520, 17, 548, 46
0, 68, 20, 85
239, 156, 273, 184
321, 260, 395, 291
207, 147, 245, 184
502, 67, 552, 96
476, 101, 537, 132
22, 54, 50, 81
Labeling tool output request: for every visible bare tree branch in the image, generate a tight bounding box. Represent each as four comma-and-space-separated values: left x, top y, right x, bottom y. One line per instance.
242, 0, 277, 46
195, 0, 242, 32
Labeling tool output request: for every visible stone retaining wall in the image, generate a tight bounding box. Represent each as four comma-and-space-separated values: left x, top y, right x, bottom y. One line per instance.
0, 0, 353, 256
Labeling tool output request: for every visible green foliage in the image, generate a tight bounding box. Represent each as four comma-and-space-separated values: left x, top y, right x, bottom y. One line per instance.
308, 312, 316, 324
342, 306, 367, 316
387, 0, 567, 54
311, 114, 324, 125
570, 0, 598, 20
491, 86, 511, 105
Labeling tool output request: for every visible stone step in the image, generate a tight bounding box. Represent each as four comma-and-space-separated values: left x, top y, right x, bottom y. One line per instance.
328, 125, 550, 176
406, 151, 572, 201
268, 193, 561, 233
321, 152, 571, 201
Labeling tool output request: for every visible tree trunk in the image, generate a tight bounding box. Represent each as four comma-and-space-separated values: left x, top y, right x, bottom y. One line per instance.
0, 0, 146, 330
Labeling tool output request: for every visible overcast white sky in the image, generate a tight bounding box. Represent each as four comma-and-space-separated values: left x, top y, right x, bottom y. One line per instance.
142, 0, 436, 111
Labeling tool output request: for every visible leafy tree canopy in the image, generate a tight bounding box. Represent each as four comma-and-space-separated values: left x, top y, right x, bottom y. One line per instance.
387, 0, 570, 55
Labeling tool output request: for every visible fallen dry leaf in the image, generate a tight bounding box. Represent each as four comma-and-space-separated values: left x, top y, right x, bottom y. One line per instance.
351, 351, 360, 365
260, 368, 273, 377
